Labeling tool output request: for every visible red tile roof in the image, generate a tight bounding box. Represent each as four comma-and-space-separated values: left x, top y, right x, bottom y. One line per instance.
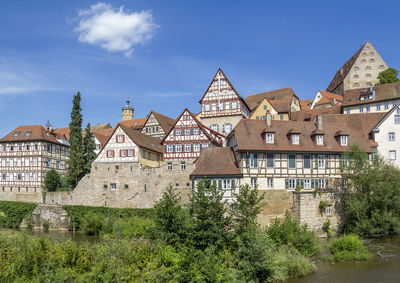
245, 87, 296, 111
290, 106, 342, 121
0, 125, 64, 144
342, 82, 400, 106
116, 118, 147, 130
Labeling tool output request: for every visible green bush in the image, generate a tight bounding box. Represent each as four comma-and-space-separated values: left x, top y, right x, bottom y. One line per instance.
112, 216, 155, 239
266, 213, 319, 256
44, 169, 62, 192
326, 234, 372, 262
0, 201, 37, 228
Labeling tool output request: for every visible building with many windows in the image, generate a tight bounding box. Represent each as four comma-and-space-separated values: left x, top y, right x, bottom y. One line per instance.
342, 83, 400, 114
141, 111, 175, 139
198, 68, 251, 135
0, 125, 70, 195
326, 41, 388, 95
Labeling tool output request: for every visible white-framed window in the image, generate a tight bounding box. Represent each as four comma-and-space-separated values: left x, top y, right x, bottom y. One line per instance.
167, 162, 172, 171
185, 129, 191, 135
25, 173, 29, 181
167, 145, 173, 152
249, 153, 258, 168
117, 134, 124, 143
304, 178, 312, 189
194, 144, 200, 152
288, 178, 296, 189
318, 155, 326, 169
47, 159, 51, 168
223, 179, 232, 190
389, 132, 395, 141
176, 145, 182, 152
10, 159, 14, 167
316, 135, 323, 145
376, 103, 381, 110
385, 102, 389, 110
366, 105, 370, 112
303, 154, 311, 169
266, 133, 274, 144
121, 149, 127, 157
223, 124, 232, 134
266, 154, 274, 168
111, 183, 117, 190
128, 149, 134, 157
288, 154, 296, 169
176, 129, 181, 136
18, 144, 22, 151
217, 103, 224, 110
341, 135, 348, 146
107, 150, 114, 158
211, 124, 219, 132
326, 205, 332, 215
1, 173, 5, 181
292, 134, 299, 144
180, 161, 186, 170
33, 173, 38, 181
389, 150, 396, 160
359, 106, 363, 113
267, 178, 273, 189
9, 173, 13, 181
204, 104, 211, 112
251, 177, 257, 189
231, 101, 238, 109
33, 158, 38, 166
395, 115, 400, 124
25, 158, 30, 166
1, 158, 5, 167
194, 128, 199, 135
185, 144, 191, 152
318, 178, 327, 189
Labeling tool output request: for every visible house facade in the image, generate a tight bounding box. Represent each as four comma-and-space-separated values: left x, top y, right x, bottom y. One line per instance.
326, 41, 388, 95
310, 90, 343, 109
141, 111, 175, 139
198, 68, 250, 135
0, 125, 70, 195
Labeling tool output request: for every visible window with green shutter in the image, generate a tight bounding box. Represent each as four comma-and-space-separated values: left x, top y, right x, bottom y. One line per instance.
267, 154, 274, 168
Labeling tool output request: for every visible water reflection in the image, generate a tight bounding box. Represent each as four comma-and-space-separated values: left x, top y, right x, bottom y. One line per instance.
287, 236, 400, 283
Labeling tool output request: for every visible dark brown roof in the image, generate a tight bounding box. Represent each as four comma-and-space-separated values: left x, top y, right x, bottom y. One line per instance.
245, 87, 296, 111
269, 99, 293, 113
93, 132, 109, 146
119, 124, 162, 153
326, 43, 365, 93
342, 82, 400, 106
0, 125, 63, 144
231, 113, 384, 153
290, 106, 342, 121
148, 111, 176, 133
190, 147, 242, 178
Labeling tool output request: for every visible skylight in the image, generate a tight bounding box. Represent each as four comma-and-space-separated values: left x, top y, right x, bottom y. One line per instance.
12, 132, 20, 137
25, 131, 32, 136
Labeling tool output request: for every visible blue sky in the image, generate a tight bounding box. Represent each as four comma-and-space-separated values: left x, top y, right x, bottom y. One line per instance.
0, 0, 399, 136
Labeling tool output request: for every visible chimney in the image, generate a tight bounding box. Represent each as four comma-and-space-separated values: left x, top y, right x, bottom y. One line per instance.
316, 115, 323, 130
266, 110, 272, 127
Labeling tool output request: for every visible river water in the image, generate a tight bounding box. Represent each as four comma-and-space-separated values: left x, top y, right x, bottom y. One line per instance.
288, 236, 400, 283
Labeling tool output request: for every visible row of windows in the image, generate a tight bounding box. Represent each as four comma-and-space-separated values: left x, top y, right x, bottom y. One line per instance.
0, 143, 69, 155
265, 133, 332, 146
255, 114, 285, 120
2, 187, 38, 193
174, 128, 200, 136
210, 123, 232, 133
106, 149, 135, 158
1, 157, 39, 167
246, 153, 336, 170
1, 172, 39, 182
203, 101, 239, 112
165, 143, 209, 153
144, 126, 160, 134
360, 58, 375, 63
167, 161, 186, 171
353, 73, 373, 79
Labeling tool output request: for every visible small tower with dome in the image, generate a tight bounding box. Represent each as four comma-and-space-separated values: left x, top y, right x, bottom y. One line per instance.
122, 99, 134, 121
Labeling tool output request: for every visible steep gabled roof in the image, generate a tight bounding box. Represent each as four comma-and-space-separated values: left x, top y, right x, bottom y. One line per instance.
161, 108, 225, 144
245, 87, 296, 111
120, 124, 162, 153
190, 147, 242, 178
199, 68, 250, 111
143, 111, 176, 134
326, 43, 365, 93
0, 125, 63, 144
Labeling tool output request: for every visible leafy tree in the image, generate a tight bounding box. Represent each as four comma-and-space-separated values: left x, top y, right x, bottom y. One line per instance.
232, 184, 265, 235
189, 178, 231, 249
341, 145, 400, 236
376, 67, 400, 86
154, 185, 192, 245
67, 92, 84, 189
44, 169, 61, 192
83, 123, 96, 175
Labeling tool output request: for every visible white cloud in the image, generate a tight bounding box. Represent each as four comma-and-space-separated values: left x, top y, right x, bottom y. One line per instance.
76, 3, 158, 57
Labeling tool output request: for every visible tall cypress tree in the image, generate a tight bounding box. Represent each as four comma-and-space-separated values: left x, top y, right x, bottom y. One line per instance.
67, 92, 84, 189
83, 123, 96, 175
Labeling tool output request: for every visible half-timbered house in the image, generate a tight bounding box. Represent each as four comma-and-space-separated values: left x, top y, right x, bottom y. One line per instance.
198, 68, 250, 135
141, 111, 175, 139
0, 125, 70, 194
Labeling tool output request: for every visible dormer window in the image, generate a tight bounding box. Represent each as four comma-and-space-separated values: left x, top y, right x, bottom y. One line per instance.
340, 135, 348, 146
292, 134, 299, 145
316, 135, 323, 145
266, 133, 274, 144
13, 132, 20, 137
25, 131, 32, 136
